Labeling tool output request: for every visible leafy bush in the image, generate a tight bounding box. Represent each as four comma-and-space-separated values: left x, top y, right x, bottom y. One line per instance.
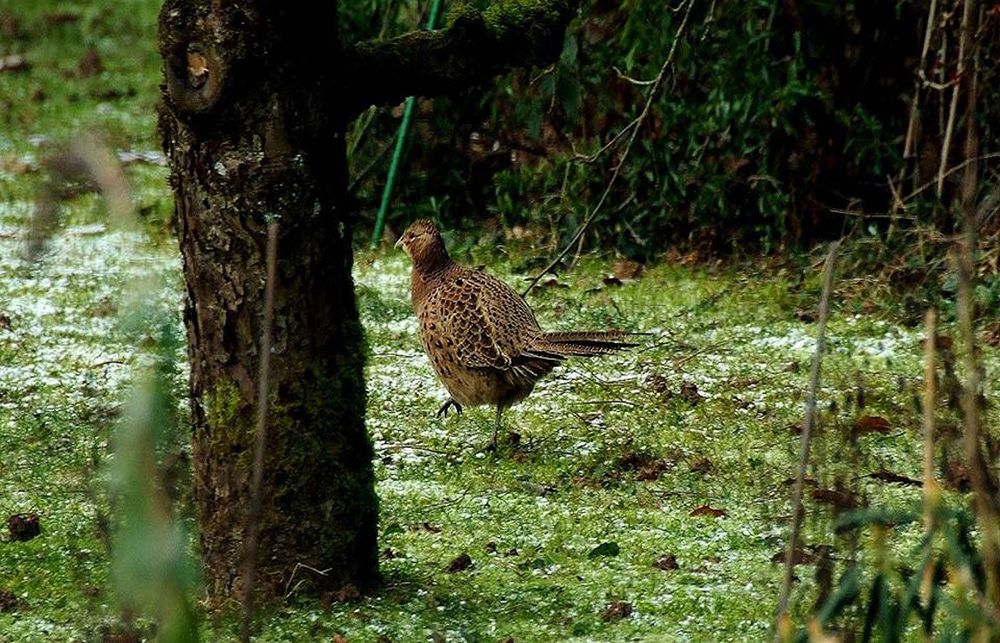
347, 0, 1000, 258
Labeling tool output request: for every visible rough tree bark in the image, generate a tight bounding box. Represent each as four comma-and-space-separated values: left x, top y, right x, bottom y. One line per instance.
157, 0, 577, 602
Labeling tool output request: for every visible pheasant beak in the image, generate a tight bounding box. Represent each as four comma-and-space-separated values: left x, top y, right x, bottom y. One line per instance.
394, 236, 405, 250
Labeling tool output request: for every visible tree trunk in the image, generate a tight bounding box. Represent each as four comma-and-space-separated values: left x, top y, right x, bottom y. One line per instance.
157, 1, 377, 599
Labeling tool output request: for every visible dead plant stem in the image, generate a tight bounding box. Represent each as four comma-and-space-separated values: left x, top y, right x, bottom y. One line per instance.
774, 240, 841, 638
241, 221, 280, 643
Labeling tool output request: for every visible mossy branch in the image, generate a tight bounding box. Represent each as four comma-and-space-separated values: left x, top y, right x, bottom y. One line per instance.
345, 0, 577, 116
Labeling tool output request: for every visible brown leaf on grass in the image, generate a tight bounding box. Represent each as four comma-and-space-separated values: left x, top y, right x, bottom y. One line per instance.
602, 275, 623, 287
418, 522, 441, 533
333, 634, 348, 643
723, 156, 750, 174
983, 321, 1000, 349
853, 415, 891, 436
446, 552, 473, 573
78, 48, 103, 78
333, 584, 360, 602
942, 457, 972, 493
679, 382, 702, 405
867, 470, 921, 486
44, 11, 80, 25
811, 488, 859, 510
653, 554, 679, 571
689, 504, 726, 518
646, 373, 669, 395
794, 308, 817, 323
7, 513, 40, 541
637, 459, 672, 481
919, 334, 953, 351
771, 548, 817, 565
0, 312, 10, 331
612, 259, 644, 281
0, 12, 22, 39
0, 55, 29, 73
689, 457, 713, 474
601, 600, 632, 622
782, 477, 818, 487
0, 589, 17, 613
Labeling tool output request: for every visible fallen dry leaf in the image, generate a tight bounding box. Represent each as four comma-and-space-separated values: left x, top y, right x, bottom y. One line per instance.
7, 513, 40, 541
601, 600, 632, 622
770, 548, 816, 565
0, 589, 17, 613
446, 552, 473, 573
78, 48, 102, 77
811, 488, 859, 510
44, 11, 79, 25
689, 504, 726, 518
653, 554, 679, 571
612, 258, 644, 281
867, 470, 921, 486
853, 415, 891, 436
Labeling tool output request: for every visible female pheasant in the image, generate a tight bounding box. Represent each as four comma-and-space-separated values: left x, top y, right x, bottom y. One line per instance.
396, 219, 636, 448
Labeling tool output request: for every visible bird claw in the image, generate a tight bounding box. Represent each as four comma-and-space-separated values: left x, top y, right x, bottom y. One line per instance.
436, 399, 463, 418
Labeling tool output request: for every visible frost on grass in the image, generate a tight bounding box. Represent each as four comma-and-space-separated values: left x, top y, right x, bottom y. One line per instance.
2, 216, 994, 640
346, 250, 969, 641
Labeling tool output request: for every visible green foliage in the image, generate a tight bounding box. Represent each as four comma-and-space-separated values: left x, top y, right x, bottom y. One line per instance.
349, 0, 1000, 259
799, 504, 999, 640
113, 321, 199, 642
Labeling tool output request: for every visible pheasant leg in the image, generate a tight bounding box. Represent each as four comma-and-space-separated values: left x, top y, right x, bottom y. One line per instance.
436, 398, 463, 418
485, 405, 503, 452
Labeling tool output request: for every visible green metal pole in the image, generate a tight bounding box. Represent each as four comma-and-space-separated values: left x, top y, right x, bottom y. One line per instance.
370, 0, 444, 248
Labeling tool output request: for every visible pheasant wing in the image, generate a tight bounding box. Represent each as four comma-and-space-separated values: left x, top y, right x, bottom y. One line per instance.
434, 269, 542, 370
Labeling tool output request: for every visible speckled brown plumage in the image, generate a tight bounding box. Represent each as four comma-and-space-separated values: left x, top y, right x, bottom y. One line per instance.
396, 219, 637, 446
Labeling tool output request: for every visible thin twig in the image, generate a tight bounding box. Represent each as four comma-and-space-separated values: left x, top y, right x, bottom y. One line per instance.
521, 0, 698, 298
920, 309, 938, 605
241, 221, 280, 643
899, 0, 939, 186
936, 0, 975, 196
775, 240, 840, 637
905, 152, 1000, 202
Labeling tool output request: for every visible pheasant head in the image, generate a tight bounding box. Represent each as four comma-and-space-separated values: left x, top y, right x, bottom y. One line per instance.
396, 219, 450, 272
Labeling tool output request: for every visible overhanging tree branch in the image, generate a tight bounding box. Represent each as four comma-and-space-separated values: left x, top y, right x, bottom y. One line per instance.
346, 0, 577, 115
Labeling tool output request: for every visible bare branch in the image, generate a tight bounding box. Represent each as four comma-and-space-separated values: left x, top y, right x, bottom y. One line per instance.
522, 0, 697, 297
346, 0, 577, 116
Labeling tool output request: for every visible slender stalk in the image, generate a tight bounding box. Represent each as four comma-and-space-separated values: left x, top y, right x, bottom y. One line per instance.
241, 221, 280, 643
936, 0, 975, 196
774, 240, 841, 638
899, 0, 938, 190
920, 309, 938, 608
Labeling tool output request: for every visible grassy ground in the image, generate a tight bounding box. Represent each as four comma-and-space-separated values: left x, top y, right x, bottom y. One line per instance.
2, 1, 999, 642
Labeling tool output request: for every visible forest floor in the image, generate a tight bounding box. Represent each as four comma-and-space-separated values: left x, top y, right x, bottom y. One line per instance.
2, 1, 999, 642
